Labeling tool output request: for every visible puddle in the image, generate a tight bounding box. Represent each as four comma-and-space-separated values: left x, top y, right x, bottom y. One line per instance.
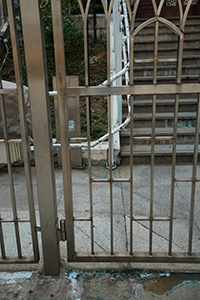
66, 267, 200, 298
141, 273, 200, 295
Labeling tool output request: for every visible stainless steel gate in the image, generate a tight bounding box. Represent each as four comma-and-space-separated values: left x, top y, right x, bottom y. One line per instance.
50, 0, 200, 264
0, 0, 39, 264
1, 0, 200, 275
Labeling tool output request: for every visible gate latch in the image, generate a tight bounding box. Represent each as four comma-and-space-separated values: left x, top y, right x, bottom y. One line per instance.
57, 219, 67, 242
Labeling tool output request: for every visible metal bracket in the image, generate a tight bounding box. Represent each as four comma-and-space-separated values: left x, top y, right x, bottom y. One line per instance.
35, 219, 67, 242
105, 163, 118, 170
57, 219, 67, 242
35, 226, 41, 232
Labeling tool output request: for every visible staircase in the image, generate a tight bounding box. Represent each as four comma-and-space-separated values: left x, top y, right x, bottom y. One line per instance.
120, 16, 200, 163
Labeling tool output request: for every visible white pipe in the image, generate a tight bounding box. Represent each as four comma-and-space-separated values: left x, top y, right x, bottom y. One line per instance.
122, 0, 130, 58
49, 90, 58, 96
51, 0, 132, 150
91, 0, 131, 148
49, 63, 129, 96
100, 63, 129, 86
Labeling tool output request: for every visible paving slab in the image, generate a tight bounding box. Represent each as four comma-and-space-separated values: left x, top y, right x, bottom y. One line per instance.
1, 163, 200, 274
1, 266, 200, 299
1, 164, 200, 298
125, 216, 182, 253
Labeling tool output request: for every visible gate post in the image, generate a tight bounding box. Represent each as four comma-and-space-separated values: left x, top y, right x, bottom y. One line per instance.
20, 0, 60, 275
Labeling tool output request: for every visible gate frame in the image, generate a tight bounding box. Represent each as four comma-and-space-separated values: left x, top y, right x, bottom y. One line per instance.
13, 0, 200, 275
0, 0, 40, 266
20, 0, 60, 275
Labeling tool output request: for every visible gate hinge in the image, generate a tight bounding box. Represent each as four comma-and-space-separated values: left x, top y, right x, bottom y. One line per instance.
57, 219, 67, 242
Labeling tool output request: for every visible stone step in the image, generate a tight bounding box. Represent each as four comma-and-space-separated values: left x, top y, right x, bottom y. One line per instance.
133, 51, 200, 60
131, 65, 199, 78
131, 56, 200, 67
126, 93, 199, 101
134, 27, 200, 35
120, 16, 200, 163
120, 127, 198, 145
134, 33, 200, 44
134, 17, 200, 29
133, 94, 198, 101
134, 16, 200, 26
134, 41, 200, 51
132, 74, 199, 85
121, 127, 197, 136
122, 112, 197, 127
134, 26, 200, 36
120, 144, 200, 163
133, 48, 200, 57
133, 42, 200, 55
122, 98, 198, 113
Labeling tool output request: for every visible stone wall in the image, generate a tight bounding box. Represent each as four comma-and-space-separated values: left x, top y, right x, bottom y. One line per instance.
71, 14, 107, 41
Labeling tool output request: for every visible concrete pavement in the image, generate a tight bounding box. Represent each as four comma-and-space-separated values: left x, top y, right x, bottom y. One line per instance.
0, 163, 200, 299
0, 264, 200, 299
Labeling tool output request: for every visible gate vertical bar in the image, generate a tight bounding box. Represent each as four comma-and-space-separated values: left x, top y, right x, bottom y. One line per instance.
51, 0, 75, 260
0, 217, 6, 259
0, 79, 22, 259
149, 94, 156, 255
168, 94, 179, 255
188, 94, 200, 255
0, 110, 22, 259
82, 0, 94, 255
129, 94, 134, 255
107, 3, 114, 253
149, 20, 159, 255
7, 0, 39, 262
0, 78, 6, 260
129, 19, 134, 255
108, 94, 113, 254
86, 95, 94, 255
20, 0, 60, 275
168, 34, 183, 255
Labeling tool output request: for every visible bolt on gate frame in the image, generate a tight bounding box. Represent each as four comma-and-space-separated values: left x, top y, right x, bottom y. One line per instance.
1, 0, 200, 275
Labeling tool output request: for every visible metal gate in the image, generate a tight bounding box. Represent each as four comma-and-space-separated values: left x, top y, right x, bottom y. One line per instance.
50, 0, 200, 264
0, 0, 39, 265
1, 0, 200, 275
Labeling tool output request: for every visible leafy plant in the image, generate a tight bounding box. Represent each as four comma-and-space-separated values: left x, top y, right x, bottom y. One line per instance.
42, 2, 84, 88
81, 105, 107, 140
1, 1, 107, 141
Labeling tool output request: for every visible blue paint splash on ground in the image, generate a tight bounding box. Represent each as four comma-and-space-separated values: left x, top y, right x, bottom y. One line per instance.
140, 272, 171, 279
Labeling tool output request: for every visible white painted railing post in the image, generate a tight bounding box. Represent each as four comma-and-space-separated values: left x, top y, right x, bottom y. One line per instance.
109, 0, 122, 167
